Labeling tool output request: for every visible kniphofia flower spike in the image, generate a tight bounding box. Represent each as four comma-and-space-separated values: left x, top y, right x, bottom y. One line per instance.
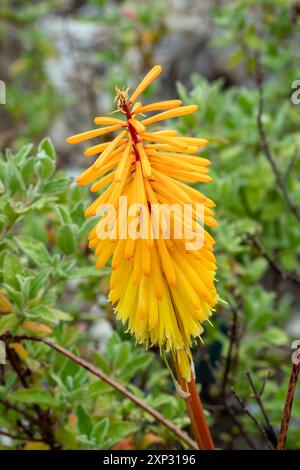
67, 65, 218, 382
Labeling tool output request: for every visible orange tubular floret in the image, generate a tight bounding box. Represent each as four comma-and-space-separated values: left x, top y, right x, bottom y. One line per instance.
66, 124, 124, 144
129, 65, 162, 104
141, 105, 198, 126
137, 100, 182, 114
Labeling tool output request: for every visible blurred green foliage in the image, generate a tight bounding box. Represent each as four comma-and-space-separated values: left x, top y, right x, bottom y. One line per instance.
0, 0, 300, 451
0, 139, 188, 450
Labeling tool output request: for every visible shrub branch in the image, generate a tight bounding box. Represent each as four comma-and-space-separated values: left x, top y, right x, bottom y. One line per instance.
3, 334, 198, 450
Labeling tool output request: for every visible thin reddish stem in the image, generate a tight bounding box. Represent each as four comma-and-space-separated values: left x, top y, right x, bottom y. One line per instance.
277, 349, 300, 450
122, 101, 140, 160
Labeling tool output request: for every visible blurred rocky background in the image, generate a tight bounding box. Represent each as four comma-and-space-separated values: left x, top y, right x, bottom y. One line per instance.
0, 0, 245, 167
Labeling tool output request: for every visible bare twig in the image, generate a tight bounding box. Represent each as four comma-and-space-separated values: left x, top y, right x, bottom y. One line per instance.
231, 387, 274, 449
250, 234, 300, 285
220, 307, 239, 399
277, 346, 300, 450
246, 372, 277, 447
259, 371, 271, 396
3, 334, 197, 450
256, 76, 300, 222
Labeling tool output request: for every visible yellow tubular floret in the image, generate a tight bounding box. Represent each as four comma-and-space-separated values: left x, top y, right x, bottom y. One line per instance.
136, 143, 151, 178
114, 141, 132, 182
94, 130, 127, 169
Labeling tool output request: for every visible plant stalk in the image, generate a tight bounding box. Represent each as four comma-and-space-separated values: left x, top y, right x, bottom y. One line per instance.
277, 348, 300, 450
174, 359, 215, 450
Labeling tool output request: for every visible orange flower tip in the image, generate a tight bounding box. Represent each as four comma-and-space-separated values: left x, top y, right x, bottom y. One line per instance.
66, 136, 76, 144
168, 278, 177, 287
84, 208, 94, 217
129, 65, 163, 104
132, 102, 143, 114
83, 148, 92, 157
76, 176, 85, 186
189, 104, 198, 113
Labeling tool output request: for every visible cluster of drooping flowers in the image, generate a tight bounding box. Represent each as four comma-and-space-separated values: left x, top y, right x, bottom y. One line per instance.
67, 65, 217, 381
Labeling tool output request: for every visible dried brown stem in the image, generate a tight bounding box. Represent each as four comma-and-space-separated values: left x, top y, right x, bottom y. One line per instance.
277, 347, 300, 450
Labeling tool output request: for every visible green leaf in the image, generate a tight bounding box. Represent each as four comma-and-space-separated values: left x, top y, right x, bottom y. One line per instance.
107, 421, 138, 445
15, 144, 33, 164
55, 205, 73, 225
43, 177, 70, 195
3, 254, 24, 288
29, 271, 50, 300
27, 305, 73, 323
5, 153, 25, 194
55, 426, 79, 449
91, 417, 109, 444
93, 352, 110, 374
38, 137, 56, 161
112, 342, 130, 371
10, 389, 56, 406
35, 156, 55, 179
68, 266, 110, 280
76, 405, 93, 437
262, 327, 289, 346
87, 380, 112, 397
21, 157, 36, 183
71, 202, 85, 226
56, 225, 77, 255
0, 314, 19, 335
16, 235, 51, 267
121, 354, 152, 379
243, 257, 268, 283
